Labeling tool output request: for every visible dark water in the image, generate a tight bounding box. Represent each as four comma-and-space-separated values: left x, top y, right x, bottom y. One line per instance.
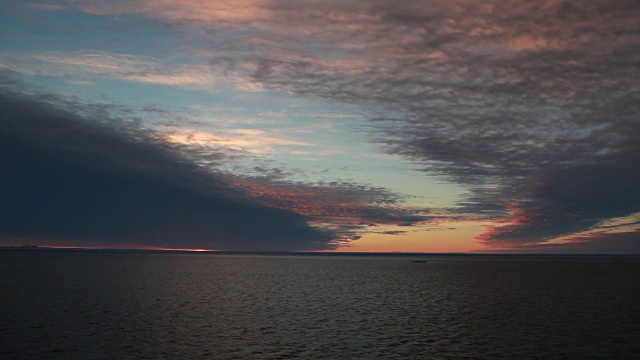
1, 251, 639, 359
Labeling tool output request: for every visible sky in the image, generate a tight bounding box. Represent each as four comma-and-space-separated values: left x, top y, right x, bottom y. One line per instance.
1, 0, 639, 253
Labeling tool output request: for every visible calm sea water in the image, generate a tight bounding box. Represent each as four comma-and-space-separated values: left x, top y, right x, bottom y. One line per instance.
1, 251, 639, 359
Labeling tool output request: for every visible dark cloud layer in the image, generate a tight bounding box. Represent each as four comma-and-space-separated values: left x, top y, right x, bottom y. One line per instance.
478, 162, 640, 246
0, 89, 334, 251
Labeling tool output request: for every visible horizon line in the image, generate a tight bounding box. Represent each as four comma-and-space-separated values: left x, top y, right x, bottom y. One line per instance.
1, 245, 638, 256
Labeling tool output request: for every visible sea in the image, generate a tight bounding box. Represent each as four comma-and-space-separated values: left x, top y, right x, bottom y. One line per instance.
1, 250, 639, 359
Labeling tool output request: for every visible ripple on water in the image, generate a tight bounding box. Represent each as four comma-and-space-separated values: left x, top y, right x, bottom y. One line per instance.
1, 252, 639, 359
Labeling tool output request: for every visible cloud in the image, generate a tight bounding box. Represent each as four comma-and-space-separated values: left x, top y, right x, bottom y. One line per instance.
0, 51, 262, 91
482, 230, 640, 254
29, 3, 65, 11
227, 174, 432, 241
477, 161, 640, 246
130, 0, 636, 249
374, 230, 407, 236
9, 0, 640, 250
161, 127, 317, 155
73, 0, 268, 24
0, 86, 334, 251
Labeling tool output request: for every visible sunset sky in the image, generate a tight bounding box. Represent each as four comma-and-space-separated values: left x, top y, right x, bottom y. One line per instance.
1, 0, 639, 253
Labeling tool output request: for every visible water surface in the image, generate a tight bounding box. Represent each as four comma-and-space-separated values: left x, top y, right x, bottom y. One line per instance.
1, 251, 639, 359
